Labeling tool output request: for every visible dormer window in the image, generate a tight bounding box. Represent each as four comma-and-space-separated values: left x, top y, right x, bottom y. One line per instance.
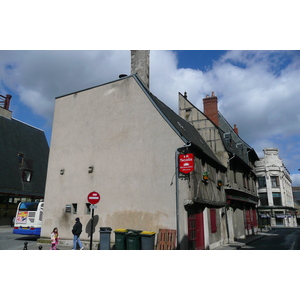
18, 153, 24, 165
22, 170, 32, 182
223, 132, 232, 147
223, 132, 231, 139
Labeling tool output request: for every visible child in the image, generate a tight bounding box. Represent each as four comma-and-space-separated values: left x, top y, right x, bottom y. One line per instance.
50, 227, 59, 250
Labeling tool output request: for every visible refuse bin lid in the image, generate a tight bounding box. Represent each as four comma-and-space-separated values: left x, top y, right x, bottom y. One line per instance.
100, 227, 112, 231
126, 229, 142, 233
140, 231, 156, 235
114, 228, 128, 232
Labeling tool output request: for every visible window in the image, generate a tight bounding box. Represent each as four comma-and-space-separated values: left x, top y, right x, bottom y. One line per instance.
19, 202, 39, 211
224, 132, 233, 147
210, 209, 217, 233
258, 177, 266, 188
185, 108, 191, 120
259, 193, 268, 206
22, 170, 32, 182
271, 176, 280, 188
72, 203, 77, 214
85, 203, 91, 214
273, 193, 282, 206
233, 170, 237, 183
18, 153, 24, 165
243, 174, 249, 189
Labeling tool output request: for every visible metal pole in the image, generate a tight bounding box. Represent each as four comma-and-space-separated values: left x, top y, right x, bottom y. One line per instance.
175, 142, 191, 250
175, 151, 180, 250
90, 208, 94, 250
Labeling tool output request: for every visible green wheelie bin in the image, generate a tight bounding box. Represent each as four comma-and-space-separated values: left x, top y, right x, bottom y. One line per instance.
126, 229, 142, 250
114, 228, 128, 250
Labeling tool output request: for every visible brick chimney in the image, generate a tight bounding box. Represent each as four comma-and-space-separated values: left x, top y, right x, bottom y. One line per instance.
203, 91, 218, 126
0, 94, 12, 119
131, 50, 150, 88
233, 124, 239, 135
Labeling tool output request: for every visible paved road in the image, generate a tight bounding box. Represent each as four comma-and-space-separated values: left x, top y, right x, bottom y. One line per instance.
0, 226, 39, 250
240, 227, 300, 250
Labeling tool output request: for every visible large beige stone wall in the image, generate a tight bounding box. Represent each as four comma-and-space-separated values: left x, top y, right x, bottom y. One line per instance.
41, 77, 185, 242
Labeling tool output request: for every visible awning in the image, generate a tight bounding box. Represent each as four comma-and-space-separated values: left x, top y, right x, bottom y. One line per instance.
275, 214, 285, 218
259, 214, 270, 218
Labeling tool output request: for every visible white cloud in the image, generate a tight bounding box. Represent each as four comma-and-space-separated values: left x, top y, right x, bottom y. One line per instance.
1, 50, 130, 122
291, 174, 300, 187
1, 49, 300, 176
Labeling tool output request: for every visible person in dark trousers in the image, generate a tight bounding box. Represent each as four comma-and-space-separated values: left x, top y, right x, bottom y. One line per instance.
72, 217, 84, 250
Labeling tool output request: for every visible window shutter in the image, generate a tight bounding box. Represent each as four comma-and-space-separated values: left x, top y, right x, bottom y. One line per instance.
210, 209, 217, 233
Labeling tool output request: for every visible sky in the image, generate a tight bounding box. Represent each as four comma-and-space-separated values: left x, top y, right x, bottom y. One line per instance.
1, 50, 300, 185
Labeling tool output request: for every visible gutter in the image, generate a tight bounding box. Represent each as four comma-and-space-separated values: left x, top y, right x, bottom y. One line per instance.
175, 142, 191, 250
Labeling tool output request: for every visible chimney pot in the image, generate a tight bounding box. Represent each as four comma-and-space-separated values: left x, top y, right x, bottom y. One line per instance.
203, 92, 218, 126
233, 124, 239, 135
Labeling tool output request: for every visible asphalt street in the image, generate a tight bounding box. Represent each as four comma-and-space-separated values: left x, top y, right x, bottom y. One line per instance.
239, 227, 300, 250
0, 226, 39, 250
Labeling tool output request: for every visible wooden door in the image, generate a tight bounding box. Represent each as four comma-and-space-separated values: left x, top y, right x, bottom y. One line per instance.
188, 209, 205, 250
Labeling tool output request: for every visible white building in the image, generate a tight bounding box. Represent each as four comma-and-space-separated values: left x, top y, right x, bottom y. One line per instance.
255, 148, 296, 227
40, 51, 228, 250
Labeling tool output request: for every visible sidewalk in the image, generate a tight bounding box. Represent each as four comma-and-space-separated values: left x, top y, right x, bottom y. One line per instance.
21, 240, 99, 250
213, 228, 272, 250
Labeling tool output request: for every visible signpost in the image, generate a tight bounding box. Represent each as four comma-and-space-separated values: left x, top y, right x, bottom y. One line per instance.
87, 191, 100, 250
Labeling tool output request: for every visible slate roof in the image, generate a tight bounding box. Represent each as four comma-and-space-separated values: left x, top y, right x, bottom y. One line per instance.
133, 75, 227, 171
0, 116, 49, 197
218, 111, 259, 168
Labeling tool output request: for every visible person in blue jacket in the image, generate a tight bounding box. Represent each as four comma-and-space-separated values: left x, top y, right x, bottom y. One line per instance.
72, 217, 84, 250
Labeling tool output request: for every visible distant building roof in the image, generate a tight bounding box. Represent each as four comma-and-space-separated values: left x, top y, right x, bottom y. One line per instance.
218, 111, 259, 165
0, 115, 49, 197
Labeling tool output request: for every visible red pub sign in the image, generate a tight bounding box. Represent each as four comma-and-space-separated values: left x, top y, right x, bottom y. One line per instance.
179, 153, 194, 174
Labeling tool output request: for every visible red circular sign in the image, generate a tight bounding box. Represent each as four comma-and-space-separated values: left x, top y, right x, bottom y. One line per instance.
87, 191, 100, 204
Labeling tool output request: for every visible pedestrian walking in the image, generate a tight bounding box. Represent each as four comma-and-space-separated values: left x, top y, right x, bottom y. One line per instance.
72, 217, 84, 250
50, 227, 59, 250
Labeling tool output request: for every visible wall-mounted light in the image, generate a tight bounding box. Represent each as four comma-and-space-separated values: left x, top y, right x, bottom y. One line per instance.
217, 180, 223, 188
202, 172, 209, 184
88, 166, 94, 173
60, 169, 65, 175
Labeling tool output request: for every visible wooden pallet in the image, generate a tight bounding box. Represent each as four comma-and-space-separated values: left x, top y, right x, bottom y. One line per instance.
156, 229, 176, 250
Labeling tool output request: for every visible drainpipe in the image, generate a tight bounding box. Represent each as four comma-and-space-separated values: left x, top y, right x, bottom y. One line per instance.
175, 142, 191, 250
225, 153, 236, 243
224, 202, 230, 243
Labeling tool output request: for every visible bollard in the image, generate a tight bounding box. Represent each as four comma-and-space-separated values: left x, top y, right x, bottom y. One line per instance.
38, 245, 43, 250
23, 242, 28, 250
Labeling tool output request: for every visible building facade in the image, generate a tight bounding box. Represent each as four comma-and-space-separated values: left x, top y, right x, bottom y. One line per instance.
40, 72, 231, 249
0, 94, 49, 225
179, 92, 259, 242
40, 50, 234, 249
255, 148, 296, 227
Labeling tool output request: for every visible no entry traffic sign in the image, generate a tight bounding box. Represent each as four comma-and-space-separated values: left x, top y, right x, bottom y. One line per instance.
87, 191, 100, 205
